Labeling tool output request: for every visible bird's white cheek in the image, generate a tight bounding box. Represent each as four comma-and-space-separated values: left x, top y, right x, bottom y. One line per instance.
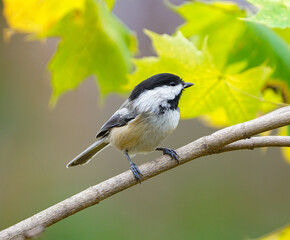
132, 85, 183, 113
172, 85, 183, 98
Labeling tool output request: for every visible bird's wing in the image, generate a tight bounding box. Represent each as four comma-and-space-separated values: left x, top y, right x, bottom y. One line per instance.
96, 108, 138, 138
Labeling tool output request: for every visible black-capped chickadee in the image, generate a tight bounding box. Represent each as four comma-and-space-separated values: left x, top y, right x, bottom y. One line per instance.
67, 73, 193, 182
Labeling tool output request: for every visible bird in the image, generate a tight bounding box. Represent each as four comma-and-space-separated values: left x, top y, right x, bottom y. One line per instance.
66, 73, 194, 182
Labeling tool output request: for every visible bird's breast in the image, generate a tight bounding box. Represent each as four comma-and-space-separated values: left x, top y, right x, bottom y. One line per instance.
150, 109, 180, 135
109, 110, 180, 154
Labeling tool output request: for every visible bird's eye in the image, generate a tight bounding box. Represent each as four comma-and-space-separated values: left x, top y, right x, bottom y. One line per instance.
170, 82, 176, 86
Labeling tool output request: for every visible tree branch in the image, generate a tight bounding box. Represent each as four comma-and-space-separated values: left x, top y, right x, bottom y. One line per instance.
1, 106, 290, 240
221, 136, 290, 152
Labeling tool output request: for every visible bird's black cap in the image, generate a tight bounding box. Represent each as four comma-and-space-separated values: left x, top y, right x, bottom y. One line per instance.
129, 73, 183, 101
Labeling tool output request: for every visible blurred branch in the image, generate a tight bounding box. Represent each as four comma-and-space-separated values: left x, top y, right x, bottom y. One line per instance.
1, 106, 290, 240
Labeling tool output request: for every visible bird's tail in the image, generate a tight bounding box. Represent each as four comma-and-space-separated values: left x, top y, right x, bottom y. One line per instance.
66, 138, 109, 168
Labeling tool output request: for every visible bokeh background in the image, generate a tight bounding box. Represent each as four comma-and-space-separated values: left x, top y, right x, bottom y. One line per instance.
1, 0, 290, 239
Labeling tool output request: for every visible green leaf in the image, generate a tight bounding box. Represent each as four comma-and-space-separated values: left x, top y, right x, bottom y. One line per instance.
173, 1, 290, 94
228, 22, 290, 90
173, 1, 246, 70
128, 30, 272, 125
46, 0, 137, 104
245, 0, 290, 29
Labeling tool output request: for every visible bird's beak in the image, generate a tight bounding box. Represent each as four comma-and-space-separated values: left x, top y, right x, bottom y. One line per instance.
183, 82, 194, 89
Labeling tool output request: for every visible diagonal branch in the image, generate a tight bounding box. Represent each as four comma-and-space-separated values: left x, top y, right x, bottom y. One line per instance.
1, 106, 290, 240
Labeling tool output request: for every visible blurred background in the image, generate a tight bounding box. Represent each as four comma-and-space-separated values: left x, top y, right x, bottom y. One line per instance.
1, 0, 290, 239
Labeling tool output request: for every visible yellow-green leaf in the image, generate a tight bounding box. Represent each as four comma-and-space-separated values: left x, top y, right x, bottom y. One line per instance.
173, 1, 290, 91
172, 1, 246, 70
103, 0, 116, 10
128, 30, 272, 125
258, 225, 290, 240
197, 65, 273, 126
275, 28, 290, 44
46, 0, 137, 104
3, 0, 85, 34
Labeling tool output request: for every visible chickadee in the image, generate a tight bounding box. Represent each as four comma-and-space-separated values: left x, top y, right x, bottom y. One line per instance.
67, 73, 193, 182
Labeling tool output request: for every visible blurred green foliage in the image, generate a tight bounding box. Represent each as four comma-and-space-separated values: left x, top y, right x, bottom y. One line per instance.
245, 0, 290, 29
173, 1, 246, 70
3, 0, 137, 104
3, 0, 289, 112
173, 1, 290, 89
46, 0, 137, 104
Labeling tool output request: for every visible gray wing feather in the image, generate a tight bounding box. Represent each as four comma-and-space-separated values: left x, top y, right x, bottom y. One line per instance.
96, 108, 137, 138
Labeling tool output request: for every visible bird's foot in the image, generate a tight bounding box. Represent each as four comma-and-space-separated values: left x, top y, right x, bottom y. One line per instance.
156, 147, 179, 164
130, 163, 142, 183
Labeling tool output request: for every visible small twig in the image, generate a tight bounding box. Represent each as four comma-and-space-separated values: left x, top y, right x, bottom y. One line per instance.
0, 106, 290, 240
221, 136, 290, 152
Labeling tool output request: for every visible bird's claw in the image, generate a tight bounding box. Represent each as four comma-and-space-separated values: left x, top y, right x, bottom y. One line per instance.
130, 163, 142, 183
156, 147, 179, 164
